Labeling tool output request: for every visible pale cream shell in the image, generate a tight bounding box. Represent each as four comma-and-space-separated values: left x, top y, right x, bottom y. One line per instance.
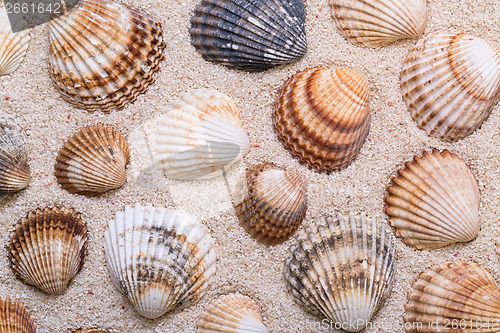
0, 5, 30, 75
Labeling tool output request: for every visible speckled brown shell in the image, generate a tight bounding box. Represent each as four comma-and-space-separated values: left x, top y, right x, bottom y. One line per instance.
273, 67, 370, 173
0, 297, 36, 333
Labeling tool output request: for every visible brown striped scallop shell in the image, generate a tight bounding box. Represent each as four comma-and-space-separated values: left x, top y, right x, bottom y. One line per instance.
0, 297, 36, 333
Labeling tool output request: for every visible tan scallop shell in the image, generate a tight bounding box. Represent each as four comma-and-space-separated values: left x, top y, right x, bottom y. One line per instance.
273, 67, 370, 173
0, 4, 30, 75
0, 297, 36, 333
7, 207, 88, 294
54, 125, 130, 197
496, 234, 500, 256
385, 149, 480, 250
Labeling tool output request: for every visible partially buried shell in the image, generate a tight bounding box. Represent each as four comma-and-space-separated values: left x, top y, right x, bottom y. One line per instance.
190, 0, 307, 71
401, 30, 500, 141
197, 293, 268, 333
55, 125, 130, 197
284, 213, 396, 332
233, 163, 307, 244
0, 4, 30, 75
0, 297, 36, 332
273, 67, 370, 173
384, 149, 480, 250
7, 207, 88, 294
104, 204, 217, 319
48, 0, 166, 112
155, 89, 250, 180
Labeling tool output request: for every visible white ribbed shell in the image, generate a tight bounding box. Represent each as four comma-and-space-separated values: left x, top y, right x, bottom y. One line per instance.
0, 5, 30, 75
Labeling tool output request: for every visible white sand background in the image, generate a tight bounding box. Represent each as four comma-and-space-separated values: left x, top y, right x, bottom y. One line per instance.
1, 0, 500, 332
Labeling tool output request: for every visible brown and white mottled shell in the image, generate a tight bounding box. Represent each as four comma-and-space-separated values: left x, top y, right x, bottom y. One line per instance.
104, 204, 217, 319
55, 125, 130, 197
385, 149, 480, 250
404, 262, 500, 332
48, 0, 166, 112
7, 207, 88, 294
284, 213, 396, 332
330, 0, 427, 48
401, 30, 500, 141
0, 297, 36, 333
233, 163, 307, 244
0, 4, 30, 75
273, 67, 370, 173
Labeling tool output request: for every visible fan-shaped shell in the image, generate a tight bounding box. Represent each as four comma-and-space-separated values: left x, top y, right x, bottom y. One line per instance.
197, 293, 268, 333
401, 30, 500, 141
0, 297, 36, 333
330, 0, 427, 48
273, 67, 370, 173
233, 163, 307, 244
155, 89, 250, 180
0, 5, 30, 75
7, 207, 88, 294
384, 149, 480, 250
48, 0, 166, 112
284, 213, 396, 332
55, 125, 130, 197
189, 0, 307, 71
104, 204, 217, 319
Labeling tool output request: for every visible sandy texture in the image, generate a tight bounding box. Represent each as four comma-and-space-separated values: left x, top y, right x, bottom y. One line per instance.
1, 0, 500, 332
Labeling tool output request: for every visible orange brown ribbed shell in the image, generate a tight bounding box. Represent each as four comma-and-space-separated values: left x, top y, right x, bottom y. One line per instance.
0, 297, 36, 333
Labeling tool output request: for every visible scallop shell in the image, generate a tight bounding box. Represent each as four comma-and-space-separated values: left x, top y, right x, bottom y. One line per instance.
401, 30, 500, 141
104, 204, 217, 319
7, 207, 88, 294
0, 297, 36, 333
189, 0, 307, 71
329, 0, 427, 48
384, 149, 480, 250
197, 293, 268, 333
284, 213, 396, 332
155, 89, 250, 180
404, 262, 500, 332
55, 125, 130, 197
0, 5, 30, 75
273, 67, 370, 173
233, 163, 307, 244
48, 0, 166, 112
496, 234, 500, 256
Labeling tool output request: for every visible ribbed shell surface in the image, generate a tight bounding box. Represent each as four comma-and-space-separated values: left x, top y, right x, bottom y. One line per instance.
0, 5, 30, 75
0, 297, 37, 333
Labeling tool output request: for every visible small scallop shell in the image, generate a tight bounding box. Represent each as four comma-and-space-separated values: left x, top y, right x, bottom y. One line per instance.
54, 125, 130, 197
273, 67, 370, 173
190, 0, 307, 71
48, 0, 166, 112
7, 207, 88, 294
155, 89, 250, 180
329, 0, 427, 48
284, 213, 396, 332
384, 149, 480, 250
104, 204, 217, 319
197, 294, 268, 333
404, 262, 500, 332
0, 297, 36, 333
496, 234, 500, 256
401, 30, 500, 141
233, 163, 307, 244
0, 5, 30, 75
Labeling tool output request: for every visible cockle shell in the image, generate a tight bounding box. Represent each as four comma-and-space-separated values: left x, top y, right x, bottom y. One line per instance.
190, 0, 307, 71
48, 0, 166, 112
55, 125, 130, 197
330, 0, 427, 48
284, 213, 396, 332
7, 207, 88, 294
384, 149, 480, 250
104, 204, 217, 319
197, 294, 269, 333
0, 297, 36, 332
401, 30, 500, 141
233, 163, 307, 244
155, 89, 250, 180
273, 67, 370, 173
0, 4, 30, 75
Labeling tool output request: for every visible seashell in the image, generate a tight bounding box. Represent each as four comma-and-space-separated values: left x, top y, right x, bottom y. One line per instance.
189, 0, 307, 71
233, 163, 307, 244
284, 213, 396, 332
273, 67, 370, 173
73, 330, 108, 333
384, 149, 480, 250
197, 293, 268, 333
48, 0, 166, 112
155, 89, 250, 180
496, 235, 500, 256
404, 262, 500, 332
329, 0, 428, 48
7, 207, 88, 294
55, 125, 130, 197
0, 297, 36, 332
104, 204, 217, 319
401, 30, 500, 141
0, 5, 30, 75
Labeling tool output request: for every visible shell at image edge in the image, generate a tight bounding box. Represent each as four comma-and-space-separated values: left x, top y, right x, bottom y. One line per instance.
0, 296, 37, 333
0, 5, 30, 75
